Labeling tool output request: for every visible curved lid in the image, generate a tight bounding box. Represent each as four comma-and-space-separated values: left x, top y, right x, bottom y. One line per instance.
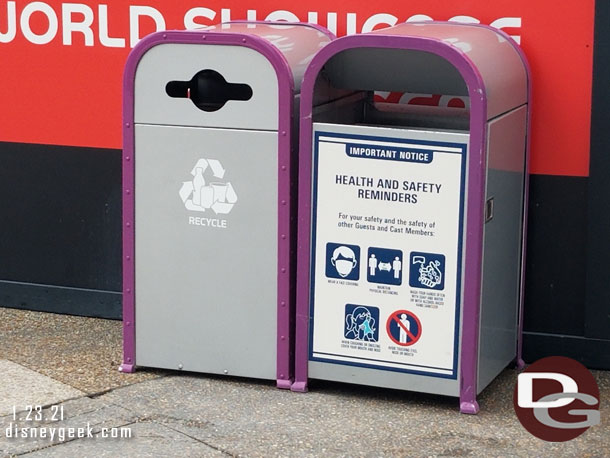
126, 22, 333, 130
368, 22, 528, 119
205, 22, 334, 92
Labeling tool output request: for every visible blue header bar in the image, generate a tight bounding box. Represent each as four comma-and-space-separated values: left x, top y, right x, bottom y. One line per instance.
346, 143, 434, 164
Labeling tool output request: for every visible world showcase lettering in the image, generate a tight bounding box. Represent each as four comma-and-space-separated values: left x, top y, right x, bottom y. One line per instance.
335, 175, 442, 204
0, 3, 523, 48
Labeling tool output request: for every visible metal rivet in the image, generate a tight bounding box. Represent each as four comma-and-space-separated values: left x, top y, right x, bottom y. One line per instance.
178, 364, 183, 370
127, 358, 132, 362
224, 369, 229, 375
281, 131, 286, 136
126, 156, 131, 161
126, 222, 131, 227
202, 35, 206, 40
281, 301, 286, 307
280, 374, 284, 379
281, 200, 287, 205
125, 122, 130, 128
281, 268, 286, 273
281, 165, 287, 171
126, 321, 131, 326
126, 190, 131, 195
242, 38, 246, 43
126, 255, 131, 261
281, 234, 286, 240
281, 336, 286, 341
126, 288, 131, 293
163, 34, 167, 39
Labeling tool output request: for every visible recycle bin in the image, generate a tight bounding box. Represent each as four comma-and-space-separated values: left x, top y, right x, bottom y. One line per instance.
292, 22, 530, 413
120, 22, 333, 388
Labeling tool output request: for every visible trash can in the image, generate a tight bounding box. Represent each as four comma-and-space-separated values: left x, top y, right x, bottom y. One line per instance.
292, 22, 530, 413
121, 21, 333, 388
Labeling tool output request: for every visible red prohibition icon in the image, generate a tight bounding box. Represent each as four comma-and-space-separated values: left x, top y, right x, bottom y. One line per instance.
386, 310, 422, 346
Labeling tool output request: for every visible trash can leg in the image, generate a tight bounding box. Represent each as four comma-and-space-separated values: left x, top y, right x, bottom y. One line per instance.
291, 381, 308, 392
460, 398, 480, 415
119, 363, 136, 373
460, 290, 480, 414
277, 380, 293, 389
291, 311, 310, 392
121, 317, 135, 373
460, 354, 480, 414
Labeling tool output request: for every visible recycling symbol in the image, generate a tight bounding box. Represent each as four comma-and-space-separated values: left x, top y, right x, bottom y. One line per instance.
179, 158, 238, 214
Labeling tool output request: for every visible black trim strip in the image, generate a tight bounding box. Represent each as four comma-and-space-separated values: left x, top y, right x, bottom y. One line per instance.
523, 331, 610, 369
0, 280, 121, 319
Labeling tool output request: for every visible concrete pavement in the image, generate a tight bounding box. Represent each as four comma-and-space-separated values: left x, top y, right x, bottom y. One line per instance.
1, 309, 609, 457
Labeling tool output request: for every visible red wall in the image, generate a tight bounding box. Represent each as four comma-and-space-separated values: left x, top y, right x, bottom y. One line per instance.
0, 1, 595, 176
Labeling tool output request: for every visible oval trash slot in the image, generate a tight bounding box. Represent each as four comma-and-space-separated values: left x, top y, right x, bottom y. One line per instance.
165, 69, 253, 112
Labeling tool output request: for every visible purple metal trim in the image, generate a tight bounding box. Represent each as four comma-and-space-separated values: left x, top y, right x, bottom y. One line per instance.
224, 20, 336, 40
292, 33, 489, 412
121, 27, 296, 387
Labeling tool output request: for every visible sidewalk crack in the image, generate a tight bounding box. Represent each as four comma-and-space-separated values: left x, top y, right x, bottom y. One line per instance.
159, 421, 236, 457
86, 373, 170, 400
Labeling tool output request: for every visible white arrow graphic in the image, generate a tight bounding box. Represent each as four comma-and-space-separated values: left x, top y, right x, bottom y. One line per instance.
208, 159, 225, 179
225, 183, 237, 203
179, 182, 194, 203
211, 201, 234, 214
185, 200, 206, 212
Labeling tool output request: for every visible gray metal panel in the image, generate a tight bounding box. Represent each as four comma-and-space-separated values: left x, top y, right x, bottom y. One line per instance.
134, 43, 279, 131
477, 106, 527, 392
325, 48, 469, 97
309, 361, 459, 397
134, 124, 278, 379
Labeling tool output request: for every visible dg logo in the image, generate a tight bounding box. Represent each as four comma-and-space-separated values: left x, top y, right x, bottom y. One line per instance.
513, 356, 600, 442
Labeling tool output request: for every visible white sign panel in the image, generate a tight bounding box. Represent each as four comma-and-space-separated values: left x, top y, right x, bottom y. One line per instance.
309, 123, 468, 379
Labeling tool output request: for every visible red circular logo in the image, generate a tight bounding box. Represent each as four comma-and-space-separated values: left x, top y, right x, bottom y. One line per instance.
513, 356, 600, 442
385, 310, 422, 346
